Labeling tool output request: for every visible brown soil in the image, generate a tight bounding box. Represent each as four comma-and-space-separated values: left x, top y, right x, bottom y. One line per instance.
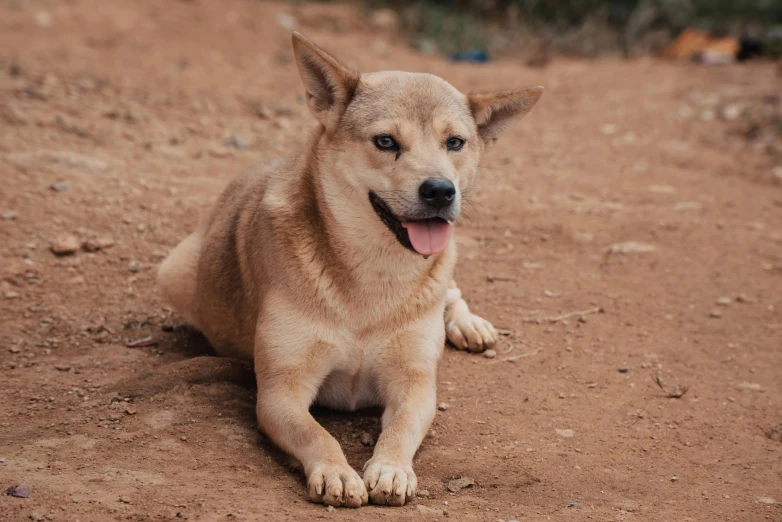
1, 1, 781, 521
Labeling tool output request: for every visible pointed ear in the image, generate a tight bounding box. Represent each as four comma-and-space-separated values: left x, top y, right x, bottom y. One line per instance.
291, 32, 360, 129
468, 86, 544, 143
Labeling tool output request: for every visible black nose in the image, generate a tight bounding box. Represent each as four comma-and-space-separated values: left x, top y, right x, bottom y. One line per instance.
419, 178, 456, 209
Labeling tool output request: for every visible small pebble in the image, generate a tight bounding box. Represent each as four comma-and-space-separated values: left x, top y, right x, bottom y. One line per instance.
50, 180, 71, 192
438, 402, 449, 411
558, 392, 565, 399
225, 134, 250, 150
82, 236, 115, 252
447, 476, 474, 493
715, 297, 732, 306
180, 436, 187, 441
618, 366, 630, 373
5, 484, 31, 498
483, 349, 496, 359
326, 505, 335, 512
671, 475, 678, 482
54, 364, 71, 371
417, 489, 430, 498
360, 432, 374, 447
50, 235, 79, 256
709, 310, 723, 318
1, 211, 18, 221
128, 260, 140, 273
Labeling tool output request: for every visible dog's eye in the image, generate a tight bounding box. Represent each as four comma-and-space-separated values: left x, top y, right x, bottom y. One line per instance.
374, 135, 399, 152
446, 137, 465, 151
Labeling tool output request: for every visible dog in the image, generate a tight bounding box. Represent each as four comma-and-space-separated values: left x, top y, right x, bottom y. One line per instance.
157, 32, 542, 508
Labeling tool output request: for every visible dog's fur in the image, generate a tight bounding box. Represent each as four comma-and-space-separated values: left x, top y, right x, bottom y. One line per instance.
158, 32, 542, 508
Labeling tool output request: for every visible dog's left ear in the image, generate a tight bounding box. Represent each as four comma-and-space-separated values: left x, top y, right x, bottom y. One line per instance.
292, 32, 360, 130
468, 86, 544, 144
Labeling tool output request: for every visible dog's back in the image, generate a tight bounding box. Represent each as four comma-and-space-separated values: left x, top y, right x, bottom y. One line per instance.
158, 157, 290, 359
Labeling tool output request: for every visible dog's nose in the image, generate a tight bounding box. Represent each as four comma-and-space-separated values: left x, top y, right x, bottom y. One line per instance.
419, 178, 456, 209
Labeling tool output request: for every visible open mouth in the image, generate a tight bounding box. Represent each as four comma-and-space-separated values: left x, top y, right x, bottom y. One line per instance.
369, 192, 452, 256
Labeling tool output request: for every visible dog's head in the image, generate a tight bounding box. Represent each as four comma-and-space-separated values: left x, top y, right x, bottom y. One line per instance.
292, 32, 542, 257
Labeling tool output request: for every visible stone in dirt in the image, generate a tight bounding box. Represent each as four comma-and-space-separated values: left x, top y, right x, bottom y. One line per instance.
82, 236, 114, 252
556, 428, 575, 438
447, 476, 474, 493
225, 134, 249, 150
50, 235, 79, 256
437, 402, 448, 411
1, 211, 18, 220
674, 201, 702, 211
416, 504, 443, 515
5, 484, 32, 498
648, 184, 677, 194
50, 180, 71, 192
360, 432, 374, 446
607, 242, 656, 254
483, 349, 496, 359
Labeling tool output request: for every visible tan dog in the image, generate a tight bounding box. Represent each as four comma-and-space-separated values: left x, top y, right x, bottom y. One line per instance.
158, 32, 542, 508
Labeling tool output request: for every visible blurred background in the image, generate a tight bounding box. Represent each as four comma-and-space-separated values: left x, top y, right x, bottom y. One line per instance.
367, 0, 782, 60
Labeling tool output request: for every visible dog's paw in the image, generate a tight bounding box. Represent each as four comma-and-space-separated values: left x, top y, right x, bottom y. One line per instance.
446, 312, 498, 352
307, 462, 368, 508
362, 459, 416, 506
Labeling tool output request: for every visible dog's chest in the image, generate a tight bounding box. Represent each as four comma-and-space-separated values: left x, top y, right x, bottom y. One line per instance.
316, 367, 378, 411
314, 335, 384, 411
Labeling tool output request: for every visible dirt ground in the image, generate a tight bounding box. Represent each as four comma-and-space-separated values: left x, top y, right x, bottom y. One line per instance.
1, 1, 781, 521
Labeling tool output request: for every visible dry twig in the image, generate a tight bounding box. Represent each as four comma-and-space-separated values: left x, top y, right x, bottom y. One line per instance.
521, 307, 603, 324
654, 374, 690, 399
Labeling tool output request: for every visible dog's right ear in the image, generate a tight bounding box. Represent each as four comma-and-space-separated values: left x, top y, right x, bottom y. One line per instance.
292, 32, 359, 130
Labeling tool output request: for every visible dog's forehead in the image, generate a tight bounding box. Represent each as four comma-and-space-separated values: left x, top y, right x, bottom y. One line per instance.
344, 71, 473, 131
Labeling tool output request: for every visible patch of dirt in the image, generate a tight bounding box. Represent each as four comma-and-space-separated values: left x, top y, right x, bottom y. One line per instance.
1, 1, 781, 520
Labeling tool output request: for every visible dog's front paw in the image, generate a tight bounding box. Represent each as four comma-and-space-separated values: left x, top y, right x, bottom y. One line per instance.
307, 462, 368, 508
446, 312, 498, 352
362, 459, 416, 506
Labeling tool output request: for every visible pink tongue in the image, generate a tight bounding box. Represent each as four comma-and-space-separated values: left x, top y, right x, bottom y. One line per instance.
403, 220, 452, 256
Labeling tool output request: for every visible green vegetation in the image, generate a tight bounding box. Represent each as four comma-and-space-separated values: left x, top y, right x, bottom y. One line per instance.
372, 0, 782, 57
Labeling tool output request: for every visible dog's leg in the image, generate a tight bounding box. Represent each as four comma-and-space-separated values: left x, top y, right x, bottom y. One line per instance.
363, 369, 436, 506
444, 280, 498, 352
255, 352, 368, 508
